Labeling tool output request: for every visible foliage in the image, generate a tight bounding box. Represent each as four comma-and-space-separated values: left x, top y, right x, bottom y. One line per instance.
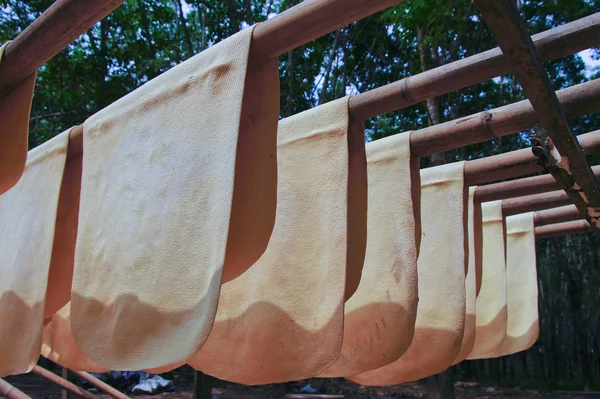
1, 0, 600, 391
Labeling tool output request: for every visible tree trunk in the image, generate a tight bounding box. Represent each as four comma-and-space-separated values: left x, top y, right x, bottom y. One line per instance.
565, 236, 594, 390
199, 4, 206, 50
319, 30, 341, 105
531, 343, 548, 393
425, 367, 455, 399
283, 0, 296, 117
174, 0, 194, 57
417, 26, 445, 166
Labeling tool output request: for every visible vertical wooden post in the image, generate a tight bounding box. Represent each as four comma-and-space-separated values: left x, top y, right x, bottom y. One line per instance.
193, 371, 212, 399
61, 368, 71, 399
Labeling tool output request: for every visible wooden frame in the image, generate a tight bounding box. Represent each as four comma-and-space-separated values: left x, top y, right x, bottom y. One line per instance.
0, 0, 403, 96
502, 190, 572, 217
60, 75, 600, 160
475, 0, 600, 229
348, 12, 600, 120
475, 165, 600, 203
534, 205, 583, 227
0, 0, 125, 96
465, 130, 600, 186
535, 220, 593, 238
409, 78, 600, 157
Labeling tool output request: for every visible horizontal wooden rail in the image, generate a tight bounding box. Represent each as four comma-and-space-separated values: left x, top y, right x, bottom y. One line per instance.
0, 0, 404, 97
251, 0, 404, 63
31, 366, 97, 399
66, 76, 600, 159
534, 205, 582, 227
535, 219, 593, 238
476, 0, 600, 229
349, 12, 600, 120
502, 190, 571, 216
0, 0, 125, 96
409, 78, 600, 157
465, 130, 600, 186
475, 165, 600, 203
0, 378, 30, 399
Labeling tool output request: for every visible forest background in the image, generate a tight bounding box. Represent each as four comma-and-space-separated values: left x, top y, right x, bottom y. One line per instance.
1, 0, 600, 397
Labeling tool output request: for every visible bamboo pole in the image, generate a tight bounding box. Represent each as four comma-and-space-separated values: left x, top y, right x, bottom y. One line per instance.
475, 0, 600, 225
31, 366, 97, 399
0, 0, 126, 96
0, 0, 598, 110
70, 371, 130, 399
0, 378, 30, 399
409, 78, 600, 157
534, 205, 582, 227
465, 130, 600, 185
348, 12, 600, 120
0, 0, 403, 97
250, 0, 404, 63
502, 190, 571, 217
535, 220, 593, 238
475, 165, 600, 203
66, 67, 600, 161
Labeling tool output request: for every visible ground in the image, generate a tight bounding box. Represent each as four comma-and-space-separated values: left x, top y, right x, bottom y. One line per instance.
5, 374, 600, 399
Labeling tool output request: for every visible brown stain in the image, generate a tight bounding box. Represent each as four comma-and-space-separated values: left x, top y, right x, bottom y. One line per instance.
188, 300, 345, 386
207, 63, 234, 98
0, 292, 44, 377
320, 303, 415, 378
348, 326, 464, 386
70, 270, 222, 371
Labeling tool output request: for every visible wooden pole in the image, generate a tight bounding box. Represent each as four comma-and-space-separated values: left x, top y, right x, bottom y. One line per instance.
535, 220, 593, 238
465, 130, 600, 185
0, 0, 126, 96
66, 71, 600, 161
0, 378, 30, 399
250, 0, 405, 63
534, 205, 582, 227
502, 190, 571, 217
409, 77, 600, 157
22, 8, 594, 162
348, 12, 600, 120
30, 366, 97, 399
193, 370, 212, 399
475, 165, 600, 203
475, 0, 600, 226
70, 371, 130, 399
0, 0, 403, 97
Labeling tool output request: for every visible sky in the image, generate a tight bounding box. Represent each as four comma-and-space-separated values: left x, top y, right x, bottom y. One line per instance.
579, 49, 600, 78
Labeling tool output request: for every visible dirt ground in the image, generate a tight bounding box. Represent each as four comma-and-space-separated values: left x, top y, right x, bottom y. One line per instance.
4, 374, 600, 399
